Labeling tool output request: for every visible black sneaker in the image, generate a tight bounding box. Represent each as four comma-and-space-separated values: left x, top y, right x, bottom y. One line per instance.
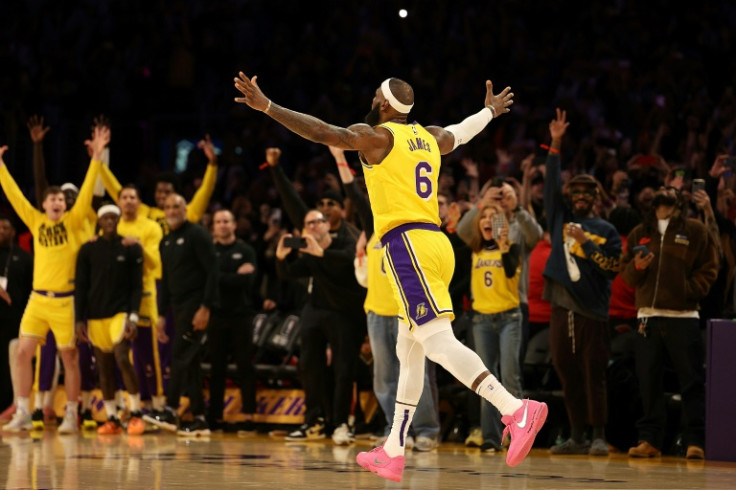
285, 418, 325, 441
31, 408, 45, 431
81, 409, 98, 431
177, 418, 210, 437
143, 409, 178, 432
237, 420, 257, 437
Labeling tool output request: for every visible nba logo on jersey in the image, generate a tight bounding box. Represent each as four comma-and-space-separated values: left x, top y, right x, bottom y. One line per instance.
415, 303, 428, 320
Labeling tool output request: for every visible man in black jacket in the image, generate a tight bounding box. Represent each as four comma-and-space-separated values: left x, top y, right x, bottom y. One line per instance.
208, 209, 258, 432
276, 209, 366, 444
0, 216, 33, 418
146, 194, 219, 436
74, 204, 144, 435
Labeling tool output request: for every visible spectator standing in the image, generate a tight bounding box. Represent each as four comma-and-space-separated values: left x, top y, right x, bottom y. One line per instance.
208, 209, 258, 432
542, 110, 621, 456
621, 185, 718, 460
146, 194, 219, 436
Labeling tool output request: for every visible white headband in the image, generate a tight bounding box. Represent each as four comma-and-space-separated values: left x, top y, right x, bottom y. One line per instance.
381, 79, 413, 114
61, 183, 79, 193
97, 204, 121, 218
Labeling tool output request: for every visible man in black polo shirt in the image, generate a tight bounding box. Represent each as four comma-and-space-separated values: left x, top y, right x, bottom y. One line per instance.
147, 194, 218, 436
74, 204, 144, 435
208, 209, 258, 432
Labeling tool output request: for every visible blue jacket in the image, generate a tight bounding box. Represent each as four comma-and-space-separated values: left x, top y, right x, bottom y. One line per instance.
542, 153, 621, 319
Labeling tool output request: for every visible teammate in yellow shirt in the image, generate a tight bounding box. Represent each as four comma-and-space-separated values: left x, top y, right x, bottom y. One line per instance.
116, 184, 165, 416
0, 126, 109, 434
27, 115, 103, 431
235, 73, 546, 481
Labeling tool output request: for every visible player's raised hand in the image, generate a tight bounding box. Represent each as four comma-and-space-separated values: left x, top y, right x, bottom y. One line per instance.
234, 72, 271, 112
0, 145, 8, 163
27, 115, 51, 143
84, 125, 111, 160
484, 80, 513, 118
198, 133, 217, 163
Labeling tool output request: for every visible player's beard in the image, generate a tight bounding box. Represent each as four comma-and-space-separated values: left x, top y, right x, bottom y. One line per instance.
364, 104, 380, 127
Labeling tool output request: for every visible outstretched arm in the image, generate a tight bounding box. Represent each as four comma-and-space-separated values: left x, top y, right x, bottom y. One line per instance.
0, 146, 40, 229
27, 115, 51, 209
234, 73, 390, 157
427, 80, 514, 154
186, 134, 218, 223
265, 147, 309, 229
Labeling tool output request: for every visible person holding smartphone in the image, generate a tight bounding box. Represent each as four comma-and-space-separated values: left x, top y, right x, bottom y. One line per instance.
275, 209, 367, 445
621, 185, 718, 460
461, 203, 523, 452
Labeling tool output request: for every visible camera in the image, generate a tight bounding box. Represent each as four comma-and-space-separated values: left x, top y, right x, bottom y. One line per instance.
283, 236, 307, 249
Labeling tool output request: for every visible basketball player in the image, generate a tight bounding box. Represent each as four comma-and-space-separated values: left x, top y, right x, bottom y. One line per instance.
234, 74, 548, 482
75, 204, 145, 435
0, 125, 109, 434
27, 115, 103, 431
115, 185, 165, 419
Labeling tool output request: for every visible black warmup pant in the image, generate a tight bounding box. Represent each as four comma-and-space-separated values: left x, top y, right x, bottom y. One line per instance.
207, 314, 256, 422
0, 315, 20, 410
166, 301, 206, 415
549, 306, 610, 430
634, 316, 705, 449
299, 303, 366, 427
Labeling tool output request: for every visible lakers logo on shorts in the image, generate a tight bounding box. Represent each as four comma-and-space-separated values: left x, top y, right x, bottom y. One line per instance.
415, 303, 428, 321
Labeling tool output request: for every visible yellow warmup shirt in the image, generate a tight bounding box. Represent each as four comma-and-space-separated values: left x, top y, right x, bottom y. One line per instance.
363, 233, 399, 316
117, 214, 163, 286
99, 162, 217, 235
0, 160, 101, 293
361, 122, 441, 239
471, 246, 521, 315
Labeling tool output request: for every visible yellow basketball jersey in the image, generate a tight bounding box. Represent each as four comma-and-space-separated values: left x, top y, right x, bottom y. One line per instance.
362, 122, 441, 239
363, 233, 399, 316
471, 247, 521, 314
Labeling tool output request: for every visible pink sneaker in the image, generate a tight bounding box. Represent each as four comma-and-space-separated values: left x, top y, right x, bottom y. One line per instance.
501, 399, 548, 467
356, 445, 405, 482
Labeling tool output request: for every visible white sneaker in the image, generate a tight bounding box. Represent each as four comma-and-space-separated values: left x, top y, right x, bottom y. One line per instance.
58, 410, 79, 434
3, 409, 32, 433
331, 423, 355, 446
414, 436, 438, 452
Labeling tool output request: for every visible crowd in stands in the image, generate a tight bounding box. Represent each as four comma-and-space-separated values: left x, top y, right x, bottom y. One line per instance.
1, 0, 735, 459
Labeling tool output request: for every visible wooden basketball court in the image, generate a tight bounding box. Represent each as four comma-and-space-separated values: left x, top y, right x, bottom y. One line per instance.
2, 431, 734, 489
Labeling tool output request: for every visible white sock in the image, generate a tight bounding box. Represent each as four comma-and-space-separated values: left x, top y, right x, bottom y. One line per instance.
128, 393, 141, 413
383, 402, 417, 458
66, 401, 78, 416
17, 396, 30, 414
152, 396, 165, 411
34, 391, 44, 411
474, 374, 522, 416
103, 400, 117, 420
